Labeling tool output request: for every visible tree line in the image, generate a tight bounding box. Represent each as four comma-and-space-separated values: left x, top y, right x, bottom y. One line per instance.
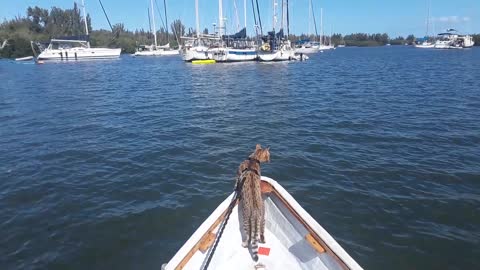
0, 4, 186, 58
1, 5, 479, 58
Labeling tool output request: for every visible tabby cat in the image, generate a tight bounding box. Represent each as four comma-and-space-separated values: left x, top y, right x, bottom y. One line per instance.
235, 144, 270, 261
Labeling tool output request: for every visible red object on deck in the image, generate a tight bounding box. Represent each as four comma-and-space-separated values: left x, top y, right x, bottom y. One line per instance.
258, 247, 270, 256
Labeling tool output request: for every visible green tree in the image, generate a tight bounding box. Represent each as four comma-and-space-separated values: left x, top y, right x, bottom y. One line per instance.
406, 34, 415, 45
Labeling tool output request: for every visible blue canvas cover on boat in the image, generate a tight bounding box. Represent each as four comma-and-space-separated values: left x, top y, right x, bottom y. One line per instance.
223, 28, 247, 40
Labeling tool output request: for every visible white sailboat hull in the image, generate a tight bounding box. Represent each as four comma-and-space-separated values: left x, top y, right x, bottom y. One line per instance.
15, 56, 34, 61
162, 176, 363, 270
414, 43, 435, 48
183, 46, 210, 62
37, 47, 121, 61
210, 48, 257, 62
258, 50, 296, 62
318, 45, 334, 50
226, 48, 257, 62
133, 49, 179, 56
294, 47, 319, 54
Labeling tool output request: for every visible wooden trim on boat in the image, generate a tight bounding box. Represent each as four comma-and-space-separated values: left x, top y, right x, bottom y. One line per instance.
199, 232, 216, 253
262, 181, 351, 270
175, 201, 238, 270
260, 181, 274, 194
305, 233, 326, 253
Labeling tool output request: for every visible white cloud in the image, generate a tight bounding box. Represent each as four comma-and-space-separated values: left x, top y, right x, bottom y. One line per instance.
432, 16, 471, 23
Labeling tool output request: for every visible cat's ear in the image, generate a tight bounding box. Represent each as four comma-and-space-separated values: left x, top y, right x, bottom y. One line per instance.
255, 144, 262, 150
266, 146, 270, 151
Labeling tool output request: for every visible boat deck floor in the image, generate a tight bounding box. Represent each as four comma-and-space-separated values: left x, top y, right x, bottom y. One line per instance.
184, 196, 338, 270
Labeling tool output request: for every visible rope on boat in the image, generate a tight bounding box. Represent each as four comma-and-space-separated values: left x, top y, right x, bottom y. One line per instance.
201, 175, 246, 270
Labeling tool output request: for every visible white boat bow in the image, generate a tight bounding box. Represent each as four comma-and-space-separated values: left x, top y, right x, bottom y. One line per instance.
163, 176, 363, 270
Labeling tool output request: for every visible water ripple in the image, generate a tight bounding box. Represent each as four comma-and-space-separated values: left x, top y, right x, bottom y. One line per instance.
1, 47, 480, 270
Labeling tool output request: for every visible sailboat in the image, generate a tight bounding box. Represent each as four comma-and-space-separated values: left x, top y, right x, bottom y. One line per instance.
134, 0, 179, 56
257, 0, 296, 62
182, 0, 212, 62
295, 0, 320, 54
414, 0, 435, 48
32, 0, 121, 61
317, 8, 334, 50
210, 0, 258, 62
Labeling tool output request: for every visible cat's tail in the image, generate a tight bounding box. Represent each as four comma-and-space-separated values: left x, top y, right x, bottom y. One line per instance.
251, 215, 259, 262
251, 239, 259, 262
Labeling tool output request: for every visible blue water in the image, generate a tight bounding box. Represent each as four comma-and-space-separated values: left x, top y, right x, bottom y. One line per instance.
1, 47, 479, 270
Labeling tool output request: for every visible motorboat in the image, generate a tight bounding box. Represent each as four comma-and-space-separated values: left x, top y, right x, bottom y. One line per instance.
161, 176, 363, 270
434, 29, 475, 49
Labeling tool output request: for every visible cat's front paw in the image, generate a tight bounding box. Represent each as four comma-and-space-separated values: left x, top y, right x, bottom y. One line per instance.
242, 241, 248, 248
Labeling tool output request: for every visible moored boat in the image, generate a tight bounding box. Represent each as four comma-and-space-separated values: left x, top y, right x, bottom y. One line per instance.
133, 0, 179, 57
414, 40, 435, 48
434, 29, 475, 49
15, 56, 34, 61
162, 176, 363, 270
32, 0, 120, 61
34, 38, 121, 61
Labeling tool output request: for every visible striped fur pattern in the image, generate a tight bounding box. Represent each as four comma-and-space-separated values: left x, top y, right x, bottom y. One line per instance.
236, 144, 270, 261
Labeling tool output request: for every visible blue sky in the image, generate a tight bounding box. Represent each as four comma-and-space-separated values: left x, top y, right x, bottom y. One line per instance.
1, 0, 478, 37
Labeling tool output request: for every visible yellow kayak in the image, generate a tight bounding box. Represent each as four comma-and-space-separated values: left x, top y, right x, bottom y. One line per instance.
192, 59, 216, 64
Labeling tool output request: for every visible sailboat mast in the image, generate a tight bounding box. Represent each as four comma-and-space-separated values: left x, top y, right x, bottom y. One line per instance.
273, 0, 276, 33
320, 8, 323, 46
150, 0, 157, 47
280, 0, 284, 31
219, 0, 224, 37
425, 0, 430, 37
164, 0, 169, 42
195, 0, 200, 38
81, 0, 89, 36
287, 0, 290, 36
311, 0, 319, 40
308, 0, 312, 38
244, 0, 247, 29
